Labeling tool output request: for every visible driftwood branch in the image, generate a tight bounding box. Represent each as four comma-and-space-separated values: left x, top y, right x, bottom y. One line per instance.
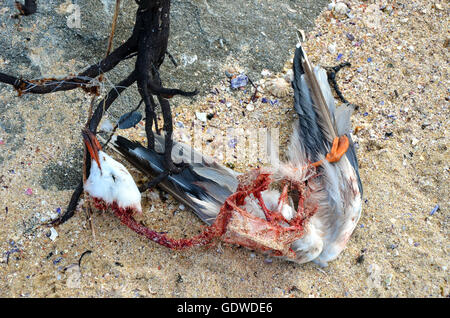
15, 0, 200, 225
0, 35, 138, 95
13, 0, 37, 18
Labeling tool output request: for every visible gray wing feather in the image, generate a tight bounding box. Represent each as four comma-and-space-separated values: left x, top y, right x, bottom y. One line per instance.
103, 134, 239, 225
314, 66, 336, 121
293, 48, 328, 162
293, 43, 362, 195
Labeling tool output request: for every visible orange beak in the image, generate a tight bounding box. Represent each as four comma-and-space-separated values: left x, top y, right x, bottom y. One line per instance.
82, 128, 102, 170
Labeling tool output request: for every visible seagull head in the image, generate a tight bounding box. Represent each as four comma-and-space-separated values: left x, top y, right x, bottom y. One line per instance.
82, 128, 142, 216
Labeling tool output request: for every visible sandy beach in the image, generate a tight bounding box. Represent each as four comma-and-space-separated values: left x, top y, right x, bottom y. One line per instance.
0, 0, 448, 297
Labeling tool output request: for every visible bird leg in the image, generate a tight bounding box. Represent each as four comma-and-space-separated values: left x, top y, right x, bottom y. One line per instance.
311, 135, 349, 167
326, 135, 349, 163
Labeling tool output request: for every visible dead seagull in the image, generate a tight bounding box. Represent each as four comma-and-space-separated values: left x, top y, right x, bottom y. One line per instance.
105, 42, 362, 266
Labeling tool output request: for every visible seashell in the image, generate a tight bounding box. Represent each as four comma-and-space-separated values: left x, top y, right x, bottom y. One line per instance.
328, 42, 337, 54
265, 77, 291, 98
283, 69, 294, 83
261, 69, 272, 77
225, 65, 244, 76
334, 2, 349, 16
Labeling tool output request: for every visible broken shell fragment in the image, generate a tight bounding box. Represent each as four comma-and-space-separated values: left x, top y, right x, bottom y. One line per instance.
265, 77, 291, 98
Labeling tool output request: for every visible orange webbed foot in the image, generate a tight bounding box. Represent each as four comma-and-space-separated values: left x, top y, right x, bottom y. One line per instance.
312, 135, 349, 167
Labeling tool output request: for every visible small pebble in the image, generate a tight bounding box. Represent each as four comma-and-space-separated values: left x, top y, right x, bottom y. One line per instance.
264, 257, 273, 264
382, 5, 393, 14
246, 103, 255, 111
225, 162, 235, 169
48, 227, 58, 241
385, 274, 393, 286
25, 188, 32, 196
356, 254, 365, 264
328, 43, 337, 54
334, 2, 349, 16
195, 112, 207, 122
53, 257, 63, 265
230, 74, 248, 89
269, 99, 279, 106
429, 205, 439, 216
228, 138, 238, 148
261, 69, 272, 77
99, 118, 114, 132
224, 70, 234, 78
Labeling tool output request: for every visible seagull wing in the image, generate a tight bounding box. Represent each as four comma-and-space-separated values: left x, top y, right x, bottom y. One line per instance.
106, 134, 239, 225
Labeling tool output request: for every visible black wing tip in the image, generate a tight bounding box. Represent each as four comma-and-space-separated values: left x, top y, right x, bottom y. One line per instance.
293, 46, 305, 75
114, 135, 143, 151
